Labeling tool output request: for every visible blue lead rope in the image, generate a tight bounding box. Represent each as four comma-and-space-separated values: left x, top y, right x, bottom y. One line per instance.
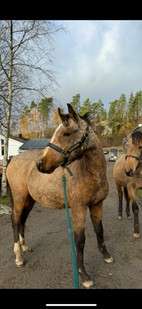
62, 173, 79, 289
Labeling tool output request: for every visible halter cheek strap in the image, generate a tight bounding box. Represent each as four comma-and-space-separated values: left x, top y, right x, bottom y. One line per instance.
47, 143, 65, 155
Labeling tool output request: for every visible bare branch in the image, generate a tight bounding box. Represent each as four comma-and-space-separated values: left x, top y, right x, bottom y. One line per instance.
0, 19, 64, 139
12, 21, 36, 55
0, 55, 9, 80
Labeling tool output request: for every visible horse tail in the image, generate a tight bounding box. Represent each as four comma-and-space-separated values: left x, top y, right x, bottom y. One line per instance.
6, 158, 14, 209
7, 180, 14, 209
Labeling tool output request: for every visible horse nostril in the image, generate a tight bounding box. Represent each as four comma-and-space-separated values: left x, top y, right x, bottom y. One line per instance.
125, 168, 134, 177
37, 160, 43, 172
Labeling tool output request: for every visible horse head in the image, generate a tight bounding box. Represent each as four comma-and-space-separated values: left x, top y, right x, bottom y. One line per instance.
125, 131, 142, 177
36, 104, 91, 174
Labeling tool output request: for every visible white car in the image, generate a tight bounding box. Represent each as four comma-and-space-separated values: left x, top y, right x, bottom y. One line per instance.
109, 148, 119, 161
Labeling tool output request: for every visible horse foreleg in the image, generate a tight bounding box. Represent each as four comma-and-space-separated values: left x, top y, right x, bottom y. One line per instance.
89, 202, 113, 263
124, 187, 131, 219
132, 201, 140, 238
71, 206, 94, 288
116, 183, 123, 220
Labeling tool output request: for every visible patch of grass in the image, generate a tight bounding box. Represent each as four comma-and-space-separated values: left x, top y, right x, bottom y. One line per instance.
119, 148, 123, 153
0, 194, 11, 207
136, 189, 142, 199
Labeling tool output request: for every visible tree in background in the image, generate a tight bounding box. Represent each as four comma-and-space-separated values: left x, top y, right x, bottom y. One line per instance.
133, 91, 142, 120
69, 94, 107, 124
50, 108, 62, 128
19, 106, 31, 138
18, 90, 142, 143
38, 97, 53, 138
92, 99, 107, 123
30, 102, 39, 139
108, 95, 127, 130
0, 20, 63, 196
79, 98, 92, 116
69, 94, 81, 113
19, 97, 53, 139
127, 92, 134, 123
126, 91, 142, 125
118, 93, 127, 123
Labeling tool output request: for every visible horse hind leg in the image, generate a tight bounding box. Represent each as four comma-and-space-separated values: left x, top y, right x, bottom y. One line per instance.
19, 195, 35, 253
124, 187, 131, 219
11, 205, 25, 267
89, 202, 113, 263
11, 194, 35, 267
127, 185, 140, 238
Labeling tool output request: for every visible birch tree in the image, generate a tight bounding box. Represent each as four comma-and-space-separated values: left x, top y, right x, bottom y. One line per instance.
0, 20, 63, 196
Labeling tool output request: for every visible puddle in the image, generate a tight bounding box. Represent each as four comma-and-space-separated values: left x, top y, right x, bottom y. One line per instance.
0, 204, 12, 215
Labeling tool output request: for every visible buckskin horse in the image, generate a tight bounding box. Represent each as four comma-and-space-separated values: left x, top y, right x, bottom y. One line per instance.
6, 104, 113, 288
113, 129, 142, 238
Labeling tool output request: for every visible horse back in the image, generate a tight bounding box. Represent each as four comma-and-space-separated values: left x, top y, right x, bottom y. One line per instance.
6, 150, 42, 198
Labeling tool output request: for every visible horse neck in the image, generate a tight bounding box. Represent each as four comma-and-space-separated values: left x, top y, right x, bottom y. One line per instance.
136, 162, 142, 176
79, 135, 106, 176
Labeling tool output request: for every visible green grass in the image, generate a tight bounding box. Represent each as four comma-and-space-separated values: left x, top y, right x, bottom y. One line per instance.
136, 189, 142, 199
119, 148, 123, 153
0, 194, 11, 207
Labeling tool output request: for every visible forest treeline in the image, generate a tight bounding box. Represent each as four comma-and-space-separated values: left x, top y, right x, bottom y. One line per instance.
11, 90, 142, 147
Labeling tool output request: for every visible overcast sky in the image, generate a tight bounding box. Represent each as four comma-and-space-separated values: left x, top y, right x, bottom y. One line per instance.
51, 20, 142, 112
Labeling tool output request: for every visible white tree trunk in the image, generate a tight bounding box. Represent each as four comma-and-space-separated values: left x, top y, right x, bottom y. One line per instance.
1, 21, 13, 197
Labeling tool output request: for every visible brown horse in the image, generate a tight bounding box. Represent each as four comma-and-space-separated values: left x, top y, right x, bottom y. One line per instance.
113, 130, 142, 238
6, 104, 113, 288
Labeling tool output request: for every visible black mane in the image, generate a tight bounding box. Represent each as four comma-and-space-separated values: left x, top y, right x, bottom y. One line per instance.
79, 112, 91, 126
132, 130, 142, 145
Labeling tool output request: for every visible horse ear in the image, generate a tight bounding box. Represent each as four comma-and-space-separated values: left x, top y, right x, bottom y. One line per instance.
124, 125, 131, 137
67, 104, 78, 121
58, 107, 69, 126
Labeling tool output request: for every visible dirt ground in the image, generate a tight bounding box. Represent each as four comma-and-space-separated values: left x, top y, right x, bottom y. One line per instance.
0, 159, 142, 290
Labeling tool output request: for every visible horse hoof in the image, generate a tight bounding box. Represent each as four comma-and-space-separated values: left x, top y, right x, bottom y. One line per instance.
22, 245, 32, 253
104, 256, 113, 263
82, 279, 94, 288
15, 258, 24, 267
118, 216, 122, 220
133, 233, 140, 238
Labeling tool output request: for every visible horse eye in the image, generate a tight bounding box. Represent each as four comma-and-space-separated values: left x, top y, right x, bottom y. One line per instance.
139, 146, 142, 150
63, 132, 70, 137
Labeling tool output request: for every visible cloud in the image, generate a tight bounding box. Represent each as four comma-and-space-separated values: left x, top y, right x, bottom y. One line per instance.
97, 22, 120, 72
69, 20, 98, 47
53, 20, 142, 111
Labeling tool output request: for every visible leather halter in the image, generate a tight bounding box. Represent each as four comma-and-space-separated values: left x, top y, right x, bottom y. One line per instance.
125, 153, 142, 174
46, 123, 89, 168
125, 154, 142, 172
125, 154, 142, 161
125, 155, 140, 161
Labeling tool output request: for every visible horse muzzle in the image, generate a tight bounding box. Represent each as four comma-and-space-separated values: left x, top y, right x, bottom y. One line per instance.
124, 168, 134, 177
36, 160, 56, 174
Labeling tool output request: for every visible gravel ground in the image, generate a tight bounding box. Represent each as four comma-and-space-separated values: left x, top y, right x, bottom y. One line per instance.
0, 160, 142, 293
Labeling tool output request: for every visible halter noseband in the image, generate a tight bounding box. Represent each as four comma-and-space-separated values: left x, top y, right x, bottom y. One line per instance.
125, 155, 140, 161
46, 123, 89, 172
